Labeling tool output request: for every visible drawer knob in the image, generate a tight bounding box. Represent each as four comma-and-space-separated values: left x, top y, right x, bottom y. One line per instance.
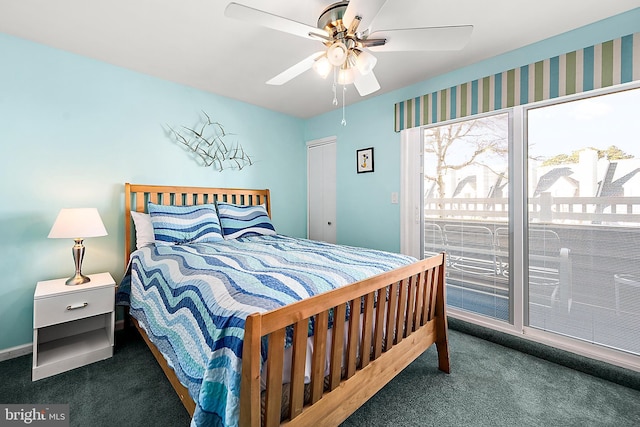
66, 302, 89, 311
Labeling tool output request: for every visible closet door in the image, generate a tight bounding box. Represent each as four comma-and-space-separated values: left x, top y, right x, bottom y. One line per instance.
307, 138, 336, 243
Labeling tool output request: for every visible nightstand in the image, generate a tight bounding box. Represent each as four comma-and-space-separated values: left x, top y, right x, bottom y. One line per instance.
32, 272, 115, 381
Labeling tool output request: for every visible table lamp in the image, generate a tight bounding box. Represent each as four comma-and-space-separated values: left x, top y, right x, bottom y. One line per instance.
48, 208, 108, 285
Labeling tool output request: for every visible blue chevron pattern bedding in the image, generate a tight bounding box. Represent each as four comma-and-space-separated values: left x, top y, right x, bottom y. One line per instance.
117, 235, 415, 427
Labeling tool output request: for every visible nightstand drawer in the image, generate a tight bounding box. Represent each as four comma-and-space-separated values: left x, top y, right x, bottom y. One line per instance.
34, 287, 114, 328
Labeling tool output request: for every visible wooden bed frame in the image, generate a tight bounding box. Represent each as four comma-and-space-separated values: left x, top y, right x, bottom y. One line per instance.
124, 183, 450, 426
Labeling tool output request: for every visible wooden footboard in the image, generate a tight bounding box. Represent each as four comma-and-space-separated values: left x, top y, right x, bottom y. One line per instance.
240, 253, 449, 427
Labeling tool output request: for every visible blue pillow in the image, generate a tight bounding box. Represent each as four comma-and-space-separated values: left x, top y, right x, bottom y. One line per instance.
148, 203, 224, 245
217, 203, 276, 239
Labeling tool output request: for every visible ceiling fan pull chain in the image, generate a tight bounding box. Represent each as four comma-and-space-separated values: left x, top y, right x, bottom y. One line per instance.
332, 68, 338, 106
341, 85, 347, 126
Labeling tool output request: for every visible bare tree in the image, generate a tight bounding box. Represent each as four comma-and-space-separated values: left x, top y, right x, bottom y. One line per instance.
424, 115, 509, 199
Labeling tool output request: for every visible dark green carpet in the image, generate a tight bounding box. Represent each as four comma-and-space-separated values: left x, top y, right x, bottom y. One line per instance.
0, 328, 191, 426
1, 326, 639, 426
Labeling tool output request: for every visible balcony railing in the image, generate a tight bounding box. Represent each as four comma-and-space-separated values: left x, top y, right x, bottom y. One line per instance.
424, 193, 640, 356
424, 194, 640, 224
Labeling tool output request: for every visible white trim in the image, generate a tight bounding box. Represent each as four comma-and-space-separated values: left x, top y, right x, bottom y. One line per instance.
399, 127, 422, 258
449, 309, 640, 372
0, 342, 32, 362
524, 79, 640, 110
449, 307, 518, 334
523, 326, 640, 372
306, 136, 337, 242
511, 107, 525, 332
306, 136, 336, 148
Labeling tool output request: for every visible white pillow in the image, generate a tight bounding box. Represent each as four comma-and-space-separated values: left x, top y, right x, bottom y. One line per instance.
131, 211, 156, 249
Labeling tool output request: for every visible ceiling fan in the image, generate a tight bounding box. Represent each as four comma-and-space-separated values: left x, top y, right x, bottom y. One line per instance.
225, 0, 473, 122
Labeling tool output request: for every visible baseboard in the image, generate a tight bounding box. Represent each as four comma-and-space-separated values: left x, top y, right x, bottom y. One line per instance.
448, 317, 640, 391
0, 343, 32, 362
115, 319, 125, 331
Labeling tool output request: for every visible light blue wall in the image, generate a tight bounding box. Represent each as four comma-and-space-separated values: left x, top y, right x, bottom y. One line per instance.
303, 7, 640, 253
0, 33, 306, 350
304, 98, 402, 252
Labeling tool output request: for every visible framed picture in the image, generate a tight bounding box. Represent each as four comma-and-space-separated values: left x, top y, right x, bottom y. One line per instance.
356, 147, 374, 173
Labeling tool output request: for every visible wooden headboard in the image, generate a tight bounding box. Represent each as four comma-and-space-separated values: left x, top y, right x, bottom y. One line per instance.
124, 183, 271, 266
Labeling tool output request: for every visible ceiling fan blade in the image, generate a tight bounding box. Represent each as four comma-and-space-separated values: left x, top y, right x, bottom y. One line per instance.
367, 25, 473, 52
343, 0, 388, 33
225, 2, 328, 40
354, 70, 381, 96
266, 51, 325, 85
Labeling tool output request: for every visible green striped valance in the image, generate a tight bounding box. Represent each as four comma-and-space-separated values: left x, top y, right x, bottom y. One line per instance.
394, 32, 640, 132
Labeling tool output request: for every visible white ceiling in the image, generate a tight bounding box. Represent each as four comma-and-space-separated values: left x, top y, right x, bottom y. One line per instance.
1, 0, 639, 118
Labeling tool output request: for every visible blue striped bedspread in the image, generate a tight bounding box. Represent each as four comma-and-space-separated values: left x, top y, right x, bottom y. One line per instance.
117, 235, 416, 427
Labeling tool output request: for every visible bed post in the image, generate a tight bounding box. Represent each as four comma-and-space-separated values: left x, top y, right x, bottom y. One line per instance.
124, 182, 132, 268
240, 313, 262, 427
435, 252, 450, 373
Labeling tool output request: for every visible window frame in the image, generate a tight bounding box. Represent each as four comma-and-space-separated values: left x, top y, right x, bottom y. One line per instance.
401, 80, 640, 372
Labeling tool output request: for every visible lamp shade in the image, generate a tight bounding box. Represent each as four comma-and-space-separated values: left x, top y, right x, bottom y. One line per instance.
48, 208, 108, 239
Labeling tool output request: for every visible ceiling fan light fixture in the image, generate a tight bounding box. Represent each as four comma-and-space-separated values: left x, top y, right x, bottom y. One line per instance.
226, 0, 475, 126
354, 49, 377, 76
327, 41, 348, 66
337, 66, 357, 85
312, 55, 332, 79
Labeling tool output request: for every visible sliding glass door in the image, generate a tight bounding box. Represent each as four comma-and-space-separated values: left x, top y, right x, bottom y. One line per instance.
423, 112, 511, 322
419, 84, 640, 360
526, 87, 640, 356
416, 84, 640, 367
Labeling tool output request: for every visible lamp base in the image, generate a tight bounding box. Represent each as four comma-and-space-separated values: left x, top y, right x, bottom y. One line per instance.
66, 238, 91, 286
66, 273, 91, 286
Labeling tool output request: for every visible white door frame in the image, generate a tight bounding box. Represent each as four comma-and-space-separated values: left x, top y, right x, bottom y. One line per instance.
306, 136, 337, 241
